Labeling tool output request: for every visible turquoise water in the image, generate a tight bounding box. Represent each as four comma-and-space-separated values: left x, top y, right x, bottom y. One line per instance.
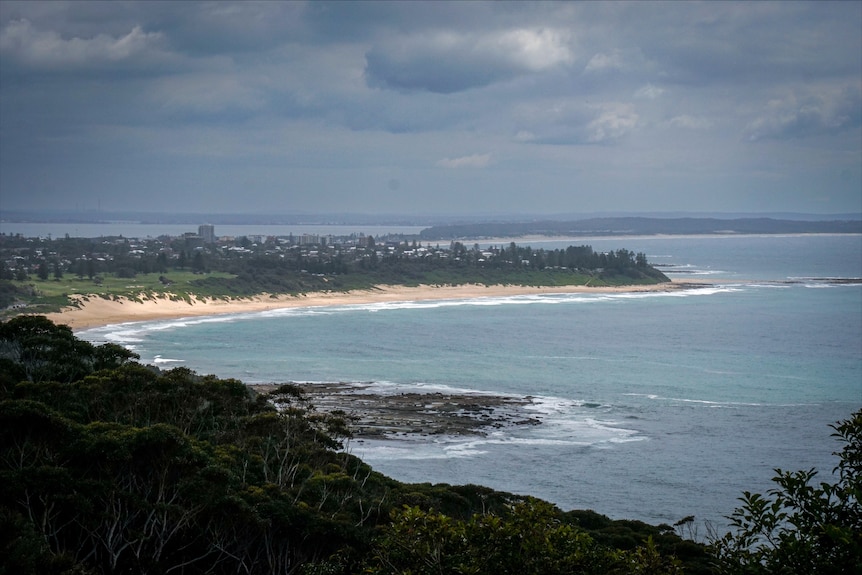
80, 234, 861, 529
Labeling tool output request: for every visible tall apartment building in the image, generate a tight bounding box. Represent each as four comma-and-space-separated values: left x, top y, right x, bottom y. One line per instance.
198, 224, 215, 244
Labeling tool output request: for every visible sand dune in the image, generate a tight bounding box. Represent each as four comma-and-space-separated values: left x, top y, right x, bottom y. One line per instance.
45, 281, 695, 330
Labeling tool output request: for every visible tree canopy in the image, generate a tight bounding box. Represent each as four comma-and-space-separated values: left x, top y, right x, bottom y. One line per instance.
3, 316, 856, 574
711, 411, 861, 574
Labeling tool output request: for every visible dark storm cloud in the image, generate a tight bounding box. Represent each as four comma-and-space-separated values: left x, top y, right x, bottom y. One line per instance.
0, 1, 859, 216
364, 27, 574, 93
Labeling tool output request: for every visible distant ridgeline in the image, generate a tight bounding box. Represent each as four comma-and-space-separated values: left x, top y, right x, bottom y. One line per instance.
419, 217, 862, 240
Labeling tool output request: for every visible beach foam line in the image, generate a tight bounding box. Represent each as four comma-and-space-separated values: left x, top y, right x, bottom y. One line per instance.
309, 380, 509, 397
76, 286, 738, 350
152, 355, 185, 365
46, 282, 701, 331
623, 392, 763, 407
353, 418, 647, 461
270, 380, 644, 453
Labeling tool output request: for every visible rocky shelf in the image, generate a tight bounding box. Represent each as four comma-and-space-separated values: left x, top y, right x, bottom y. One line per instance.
252, 382, 542, 439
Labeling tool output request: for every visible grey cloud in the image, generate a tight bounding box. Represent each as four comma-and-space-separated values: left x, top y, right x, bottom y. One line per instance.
304, 1, 564, 45
149, 72, 267, 116
0, 18, 168, 71
1, 1, 860, 216
667, 115, 713, 130
586, 103, 639, 143
583, 50, 623, 74
548, 1, 860, 94
745, 85, 862, 142
512, 99, 639, 146
153, 2, 308, 55
633, 84, 664, 100
437, 153, 492, 168
365, 46, 503, 94
365, 28, 574, 93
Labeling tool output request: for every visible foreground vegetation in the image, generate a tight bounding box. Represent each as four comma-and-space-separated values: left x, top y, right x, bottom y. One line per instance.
1, 233, 668, 317
2, 317, 857, 574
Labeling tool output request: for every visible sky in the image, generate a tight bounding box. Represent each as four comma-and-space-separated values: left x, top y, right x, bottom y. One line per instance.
1, 1, 860, 218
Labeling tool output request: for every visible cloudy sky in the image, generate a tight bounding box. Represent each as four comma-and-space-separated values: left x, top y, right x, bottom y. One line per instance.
1, 1, 860, 218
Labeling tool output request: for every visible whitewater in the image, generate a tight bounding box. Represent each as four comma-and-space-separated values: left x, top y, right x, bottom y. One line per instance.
79, 234, 862, 530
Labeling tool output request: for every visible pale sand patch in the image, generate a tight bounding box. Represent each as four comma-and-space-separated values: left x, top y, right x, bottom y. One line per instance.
44, 281, 700, 331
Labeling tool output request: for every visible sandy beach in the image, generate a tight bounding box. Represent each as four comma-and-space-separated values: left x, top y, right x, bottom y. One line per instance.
43, 281, 698, 331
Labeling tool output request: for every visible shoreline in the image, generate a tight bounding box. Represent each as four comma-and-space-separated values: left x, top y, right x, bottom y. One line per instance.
43, 281, 703, 331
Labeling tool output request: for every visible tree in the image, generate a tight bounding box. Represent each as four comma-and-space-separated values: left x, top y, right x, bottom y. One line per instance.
711, 410, 861, 574
192, 251, 205, 273
0, 315, 139, 384
91, 342, 139, 372
156, 252, 168, 273
366, 500, 682, 575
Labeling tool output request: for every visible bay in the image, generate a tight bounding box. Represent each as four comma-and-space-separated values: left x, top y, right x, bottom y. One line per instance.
79, 234, 862, 530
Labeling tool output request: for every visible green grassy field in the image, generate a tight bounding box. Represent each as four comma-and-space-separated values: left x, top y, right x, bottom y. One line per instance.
2, 271, 239, 319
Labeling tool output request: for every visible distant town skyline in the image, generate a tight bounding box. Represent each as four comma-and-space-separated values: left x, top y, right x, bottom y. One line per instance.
1, 1, 860, 216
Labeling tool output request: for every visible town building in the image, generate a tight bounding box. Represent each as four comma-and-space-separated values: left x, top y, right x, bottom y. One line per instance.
198, 224, 215, 244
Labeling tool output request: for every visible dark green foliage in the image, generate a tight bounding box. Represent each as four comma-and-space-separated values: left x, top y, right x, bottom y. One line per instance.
189, 244, 667, 298
365, 500, 684, 575
1, 317, 708, 574
0, 315, 138, 384
1, 370, 378, 573
711, 410, 862, 574
0, 281, 24, 311
0, 318, 395, 573
0, 506, 94, 575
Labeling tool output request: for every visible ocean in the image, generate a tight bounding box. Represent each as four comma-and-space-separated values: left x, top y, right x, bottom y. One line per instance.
78, 234, 862, 531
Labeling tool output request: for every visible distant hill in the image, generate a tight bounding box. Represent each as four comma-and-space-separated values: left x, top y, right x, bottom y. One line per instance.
3, 210, 860, 228
419, 217, 862, 240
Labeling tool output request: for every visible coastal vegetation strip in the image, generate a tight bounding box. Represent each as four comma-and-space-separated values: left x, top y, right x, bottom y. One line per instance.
1, 232, 668, 318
